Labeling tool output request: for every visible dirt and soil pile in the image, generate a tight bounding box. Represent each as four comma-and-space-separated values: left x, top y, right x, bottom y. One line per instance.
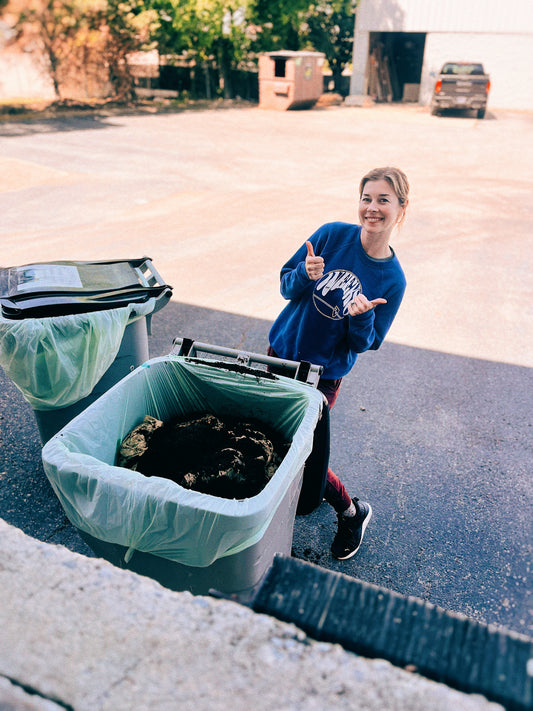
118, 413, 290, 499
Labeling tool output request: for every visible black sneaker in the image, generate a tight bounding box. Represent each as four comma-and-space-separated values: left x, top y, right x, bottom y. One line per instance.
331, 498, 372, 560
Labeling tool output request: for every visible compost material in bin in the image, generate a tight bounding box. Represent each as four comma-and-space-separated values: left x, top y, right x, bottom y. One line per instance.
118, 414, 290, 499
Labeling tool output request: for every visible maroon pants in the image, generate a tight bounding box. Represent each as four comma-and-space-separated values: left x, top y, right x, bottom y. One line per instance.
268, 347, 352, 513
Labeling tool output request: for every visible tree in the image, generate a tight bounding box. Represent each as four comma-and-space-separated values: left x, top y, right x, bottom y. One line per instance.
15, 0, 159, 100
18, 0, 98, 99
149, 0, 253, 99
304, 0, 355, 94
10, 0, 357, 102
99, 0, 160, 99
248, 0, 356, 94
248, 0, 310, 52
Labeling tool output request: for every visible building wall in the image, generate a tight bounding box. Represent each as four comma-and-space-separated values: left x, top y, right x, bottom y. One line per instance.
356, 0, 533, 34
0, 50, 55, 101
350, 0, 533, 110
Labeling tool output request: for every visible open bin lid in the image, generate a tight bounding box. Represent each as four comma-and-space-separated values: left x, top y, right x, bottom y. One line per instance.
0, 257, 172, 319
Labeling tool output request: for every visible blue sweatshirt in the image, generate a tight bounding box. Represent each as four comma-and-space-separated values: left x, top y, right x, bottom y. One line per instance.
269, 222, 406, 379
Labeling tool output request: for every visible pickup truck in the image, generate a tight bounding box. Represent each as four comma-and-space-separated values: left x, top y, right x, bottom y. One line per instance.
430, 62, 490, 119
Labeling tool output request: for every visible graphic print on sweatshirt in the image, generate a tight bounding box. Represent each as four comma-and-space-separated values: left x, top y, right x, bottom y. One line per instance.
312, 270, 362, 320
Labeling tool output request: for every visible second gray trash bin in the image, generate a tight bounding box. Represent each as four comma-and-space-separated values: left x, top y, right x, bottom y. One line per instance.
0, 257, 172, 443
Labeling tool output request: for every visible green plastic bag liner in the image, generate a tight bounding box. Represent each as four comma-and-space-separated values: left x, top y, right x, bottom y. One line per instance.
0, 301, 154, 411
0, 257, 172, 443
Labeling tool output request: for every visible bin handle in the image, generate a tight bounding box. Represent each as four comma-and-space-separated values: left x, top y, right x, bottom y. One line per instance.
133, 258, 168, 290
171, 337, 322, 387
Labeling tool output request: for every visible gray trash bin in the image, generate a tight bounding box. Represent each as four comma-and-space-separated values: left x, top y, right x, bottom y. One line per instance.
0, 257, 172, 443
41, 339, 328, 602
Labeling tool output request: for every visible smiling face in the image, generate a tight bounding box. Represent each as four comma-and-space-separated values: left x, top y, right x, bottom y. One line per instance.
358, 179, 406, 242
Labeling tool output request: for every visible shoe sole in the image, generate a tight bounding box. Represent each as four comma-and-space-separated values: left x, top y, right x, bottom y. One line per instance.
334, 504, 373, 560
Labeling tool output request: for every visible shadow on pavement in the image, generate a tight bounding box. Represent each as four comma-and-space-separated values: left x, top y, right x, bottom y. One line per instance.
0, 299, 530, 637
0, 113, 121, 138
0, 99, 257, 138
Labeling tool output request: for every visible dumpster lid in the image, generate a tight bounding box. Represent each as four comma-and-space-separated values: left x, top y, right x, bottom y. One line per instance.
0, 257, 172, 319
264, 50, 325, 59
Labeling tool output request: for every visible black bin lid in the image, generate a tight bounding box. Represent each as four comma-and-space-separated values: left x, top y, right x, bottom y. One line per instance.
0, 257, 172, 319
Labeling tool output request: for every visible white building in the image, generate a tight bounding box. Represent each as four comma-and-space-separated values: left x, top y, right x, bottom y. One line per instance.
349, 0, 533, 110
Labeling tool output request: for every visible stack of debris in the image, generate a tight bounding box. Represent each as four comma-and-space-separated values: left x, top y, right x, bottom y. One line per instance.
366, 43, 401, 102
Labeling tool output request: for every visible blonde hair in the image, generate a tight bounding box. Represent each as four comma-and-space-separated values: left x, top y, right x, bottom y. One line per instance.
359, 167, 409, 207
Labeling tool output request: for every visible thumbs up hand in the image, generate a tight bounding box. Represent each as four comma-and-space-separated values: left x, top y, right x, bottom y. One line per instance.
305, 241, 325, 280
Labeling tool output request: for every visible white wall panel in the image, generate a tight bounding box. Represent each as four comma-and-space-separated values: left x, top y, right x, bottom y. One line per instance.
0, 52, 55, 101
357, 0, 533, 34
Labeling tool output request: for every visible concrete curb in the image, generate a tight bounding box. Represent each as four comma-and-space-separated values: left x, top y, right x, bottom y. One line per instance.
0, 519, 505, 711
253, 556, 533, 711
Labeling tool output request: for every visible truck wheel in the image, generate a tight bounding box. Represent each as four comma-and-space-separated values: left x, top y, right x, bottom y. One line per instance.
430, 103, 440, 116
477, 108, 486, 119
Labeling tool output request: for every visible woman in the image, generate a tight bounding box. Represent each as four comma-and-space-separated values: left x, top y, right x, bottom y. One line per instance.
268, 167, 409, 560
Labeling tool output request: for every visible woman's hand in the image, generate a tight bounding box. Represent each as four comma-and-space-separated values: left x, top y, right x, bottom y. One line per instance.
305, 241, 325, 280
348, 294, 387, 316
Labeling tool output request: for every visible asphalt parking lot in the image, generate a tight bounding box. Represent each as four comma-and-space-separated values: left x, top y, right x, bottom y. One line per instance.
0, 100, 532, 637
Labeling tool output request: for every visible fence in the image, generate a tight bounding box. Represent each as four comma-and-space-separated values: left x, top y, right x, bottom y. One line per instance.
134, 64, 350, 102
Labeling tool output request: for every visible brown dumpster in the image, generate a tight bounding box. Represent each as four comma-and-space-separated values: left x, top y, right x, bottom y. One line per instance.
258, 51, 325, 110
